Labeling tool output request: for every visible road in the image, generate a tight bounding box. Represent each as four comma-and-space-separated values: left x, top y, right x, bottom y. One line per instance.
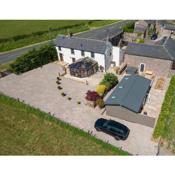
0, 40, 54, 64
0, 20, 131, 64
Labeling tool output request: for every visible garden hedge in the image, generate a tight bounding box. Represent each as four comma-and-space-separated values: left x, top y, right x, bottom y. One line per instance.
10, 44, 57, 74
100, 73, 118, 91
122, 22, 135, 33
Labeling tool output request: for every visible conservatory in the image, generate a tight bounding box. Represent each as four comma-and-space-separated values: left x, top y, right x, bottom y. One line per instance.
69, 57, 98, 78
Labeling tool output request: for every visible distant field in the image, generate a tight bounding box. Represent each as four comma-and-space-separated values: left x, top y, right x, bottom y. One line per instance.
0, 20, 88, 39
0, 93, 129, 155
0, 20, 118, 52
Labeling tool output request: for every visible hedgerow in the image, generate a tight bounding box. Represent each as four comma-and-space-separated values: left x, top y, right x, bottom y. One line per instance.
10, 44, 57, 74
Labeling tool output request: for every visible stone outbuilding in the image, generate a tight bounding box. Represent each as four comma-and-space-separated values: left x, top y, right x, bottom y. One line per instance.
123, 37, 175, 77
156, 20, 175, 36
134, 20, 156, 38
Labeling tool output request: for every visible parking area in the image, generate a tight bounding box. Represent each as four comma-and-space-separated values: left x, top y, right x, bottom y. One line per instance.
0, 63, 159, 155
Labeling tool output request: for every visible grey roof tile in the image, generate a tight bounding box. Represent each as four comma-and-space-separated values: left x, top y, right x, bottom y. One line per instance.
125, 37, 175, 61
55, 36, 110, 54
76, 23, 123, 41
105, 75, 151, 113
163, 23, 175, 31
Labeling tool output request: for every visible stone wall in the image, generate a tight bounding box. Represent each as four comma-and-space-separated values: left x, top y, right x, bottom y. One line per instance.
106, 105, 155, 128
124, 54, 172, 77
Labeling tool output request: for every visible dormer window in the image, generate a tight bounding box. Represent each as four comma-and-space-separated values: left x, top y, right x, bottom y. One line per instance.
71, 48, 74, 54
58, 46, 61, 51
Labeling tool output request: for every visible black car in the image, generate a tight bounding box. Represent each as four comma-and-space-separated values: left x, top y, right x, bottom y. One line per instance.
94, 118, 130, 140
151, 33, 157, 40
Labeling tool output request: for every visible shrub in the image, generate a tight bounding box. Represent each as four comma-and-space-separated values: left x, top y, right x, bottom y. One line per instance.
136, 38, 144, 43
56, 80, 61, 85
58, 86, 62, 90
57, 77, 61, 81
77, 101, 81, 104
61, 92, 66, 96
85, 90, 101, 102
96, 84, 107, 96
96, 98, 105, 109
100, 80, 111, 91
100, 73, 118, 91
122, 22, 135, 33
68, 97, 72, 100
10, 45, 57, 74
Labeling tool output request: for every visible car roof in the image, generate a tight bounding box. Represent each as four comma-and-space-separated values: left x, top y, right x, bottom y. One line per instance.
107, 120, 127, 131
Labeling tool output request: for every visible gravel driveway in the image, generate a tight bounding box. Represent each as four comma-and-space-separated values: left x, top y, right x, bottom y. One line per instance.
0, 63, 159, 155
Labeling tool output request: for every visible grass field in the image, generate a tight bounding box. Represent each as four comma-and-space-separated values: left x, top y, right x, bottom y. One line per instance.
0, 61, 13, 72
0, 93, 129, 155
0, 20, 118, 52
153, 76, 175, 152
0, 20, 88, 39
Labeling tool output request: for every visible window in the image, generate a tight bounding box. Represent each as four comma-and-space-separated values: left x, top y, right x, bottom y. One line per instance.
58, 46, 61, 51
81, 50, 85, 56
91, 52, 94, 58
71, 48, 74, 54
72, 58, 76, 63
139, 63, 145, 72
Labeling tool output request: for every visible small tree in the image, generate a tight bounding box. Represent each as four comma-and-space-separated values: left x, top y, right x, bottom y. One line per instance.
96, 98, 105, 109
101, 73, 118, 90
136, 38, 144, 43
96, 84, 107, 96
85, 90, 100, 102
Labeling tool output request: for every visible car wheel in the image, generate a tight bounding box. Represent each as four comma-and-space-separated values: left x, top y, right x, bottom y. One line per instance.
115, 136, 120, 140
95, 127, 101, 131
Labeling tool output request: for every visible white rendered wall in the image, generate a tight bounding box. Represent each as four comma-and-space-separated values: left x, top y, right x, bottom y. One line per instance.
112, 46, 123, 67
56, 46, 105, 68
104, 45, 113, 71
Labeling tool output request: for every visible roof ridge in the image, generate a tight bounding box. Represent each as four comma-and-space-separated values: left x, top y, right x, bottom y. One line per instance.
163, 41, 174, 60
61, 35, 108, 44
129, 42, 164, 47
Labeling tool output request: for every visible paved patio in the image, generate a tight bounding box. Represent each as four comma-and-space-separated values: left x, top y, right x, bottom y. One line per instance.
142, 76, 170, 119
0, 63, 160, 155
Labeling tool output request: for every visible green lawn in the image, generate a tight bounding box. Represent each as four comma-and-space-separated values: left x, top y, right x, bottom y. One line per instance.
153, 76, 175, 152
0, 20, 118, 52
0, 93, 129, 155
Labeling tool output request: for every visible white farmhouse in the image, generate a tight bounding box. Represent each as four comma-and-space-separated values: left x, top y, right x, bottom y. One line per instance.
55, 36, 114, 71
54, 22, 125, 72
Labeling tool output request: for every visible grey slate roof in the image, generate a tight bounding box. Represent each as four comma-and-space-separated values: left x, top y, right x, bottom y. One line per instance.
55, 35, 110, 54
105, 75, 151, 113
144, 20, 156, 25
134, 26, 147, 33
125, 37, 175, 61
163, 23, 175, 31
76, 24, 123, 41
